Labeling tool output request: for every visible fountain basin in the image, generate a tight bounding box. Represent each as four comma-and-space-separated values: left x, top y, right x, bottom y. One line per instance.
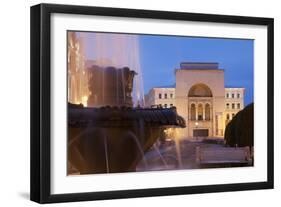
68, 103, 185, 174
68, 66, 185, 174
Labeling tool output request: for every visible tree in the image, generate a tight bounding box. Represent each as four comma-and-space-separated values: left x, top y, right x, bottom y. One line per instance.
224, 103, 254, 147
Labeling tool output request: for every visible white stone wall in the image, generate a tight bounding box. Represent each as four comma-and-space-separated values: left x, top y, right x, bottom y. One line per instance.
224, 88, 245, 126
175, 69, 225, 138
145, 88, 175, 108
145, 69, 245, 139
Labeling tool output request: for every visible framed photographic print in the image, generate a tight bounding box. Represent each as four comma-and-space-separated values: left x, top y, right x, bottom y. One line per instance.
30, 3, 274, 203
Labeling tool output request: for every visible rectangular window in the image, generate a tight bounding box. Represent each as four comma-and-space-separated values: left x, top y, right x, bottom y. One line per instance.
164, 104, 167, 108
159, 93, 162, 99
232, 93, 235, 98
170, 93, 173, 98
237, 93, 240, 98
232, 103, 235, 109
237, 103, 240, 109
226, 103, 229, 109
170, 104, 173, 107
226, 93, 229, 98
164, 93, 167, 99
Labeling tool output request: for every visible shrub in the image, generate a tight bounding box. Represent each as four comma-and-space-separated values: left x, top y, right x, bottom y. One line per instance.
224, 103, 253, 147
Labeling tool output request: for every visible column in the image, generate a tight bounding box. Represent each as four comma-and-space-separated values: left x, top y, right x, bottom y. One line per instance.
217, 113, 223, 136
195, 104, 198, 121
203, 104, 205, 121
188, 104, 191, 120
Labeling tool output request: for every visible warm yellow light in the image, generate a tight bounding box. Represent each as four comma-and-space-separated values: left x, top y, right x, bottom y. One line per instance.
82, 96, 88, 107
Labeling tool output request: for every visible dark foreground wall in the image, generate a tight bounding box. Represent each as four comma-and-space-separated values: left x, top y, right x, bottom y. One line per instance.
224, 103, 254, 147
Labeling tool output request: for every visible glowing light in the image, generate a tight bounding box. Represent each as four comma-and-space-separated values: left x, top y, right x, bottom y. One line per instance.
91, 33, 145, 107
68, 32, 90, 105
82, 96, 88, 107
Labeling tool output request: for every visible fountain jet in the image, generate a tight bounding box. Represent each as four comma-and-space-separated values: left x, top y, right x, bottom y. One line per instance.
68, 67, 185, 174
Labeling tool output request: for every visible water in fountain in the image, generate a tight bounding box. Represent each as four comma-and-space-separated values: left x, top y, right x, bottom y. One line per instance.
152, 144, 169, 169
175, 138, 183, 168
126, 131, 148, 169
103, 135, 110, 173
67, 32, 89, 106
68, 32, 186, 174
83, 32, 145, 107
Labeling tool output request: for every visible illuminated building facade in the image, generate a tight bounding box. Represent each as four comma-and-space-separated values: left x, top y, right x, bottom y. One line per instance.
145, 62, 245, 138
67, 32, 89, 106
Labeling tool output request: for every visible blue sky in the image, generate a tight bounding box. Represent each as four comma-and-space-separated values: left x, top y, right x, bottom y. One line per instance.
139, 35, 254, 105
81, 32, 254, 106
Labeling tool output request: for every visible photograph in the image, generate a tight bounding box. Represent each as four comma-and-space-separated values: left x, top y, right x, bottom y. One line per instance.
30, 3, 274, 203
67, 31, 254, 175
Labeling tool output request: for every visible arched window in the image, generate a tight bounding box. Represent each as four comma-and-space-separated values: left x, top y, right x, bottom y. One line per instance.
205, 103, 211, 120
190, 103, 196, 120
198, 104, 203, 120
188, 83, 212, 97
226, 103, 230, 109
226, 113, 230, 120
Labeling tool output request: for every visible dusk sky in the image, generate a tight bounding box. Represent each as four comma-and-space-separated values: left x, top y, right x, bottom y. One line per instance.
81, 32, 254, 105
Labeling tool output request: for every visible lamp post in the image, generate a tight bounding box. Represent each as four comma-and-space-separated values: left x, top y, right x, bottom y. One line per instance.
195, 122, 199, 141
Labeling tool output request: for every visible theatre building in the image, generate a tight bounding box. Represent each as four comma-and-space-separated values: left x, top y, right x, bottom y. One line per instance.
145, 62, 245, 139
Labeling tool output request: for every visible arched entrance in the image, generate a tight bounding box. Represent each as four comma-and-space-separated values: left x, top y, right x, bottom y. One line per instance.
188, 83, 213, 138
188, 83, 213, 97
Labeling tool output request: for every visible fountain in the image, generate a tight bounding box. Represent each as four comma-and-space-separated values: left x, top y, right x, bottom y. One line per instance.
67, 32, 185, 174
68, 66, 185, 174
87, 65, 136, 107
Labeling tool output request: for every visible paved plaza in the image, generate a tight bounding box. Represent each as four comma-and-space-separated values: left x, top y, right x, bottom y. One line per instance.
136, 138, 233, 172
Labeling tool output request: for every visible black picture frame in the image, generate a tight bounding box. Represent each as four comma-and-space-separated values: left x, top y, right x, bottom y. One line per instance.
30, 3, 274, 204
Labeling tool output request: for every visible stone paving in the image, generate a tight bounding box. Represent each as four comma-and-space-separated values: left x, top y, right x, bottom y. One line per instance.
136, 138, 227, 172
